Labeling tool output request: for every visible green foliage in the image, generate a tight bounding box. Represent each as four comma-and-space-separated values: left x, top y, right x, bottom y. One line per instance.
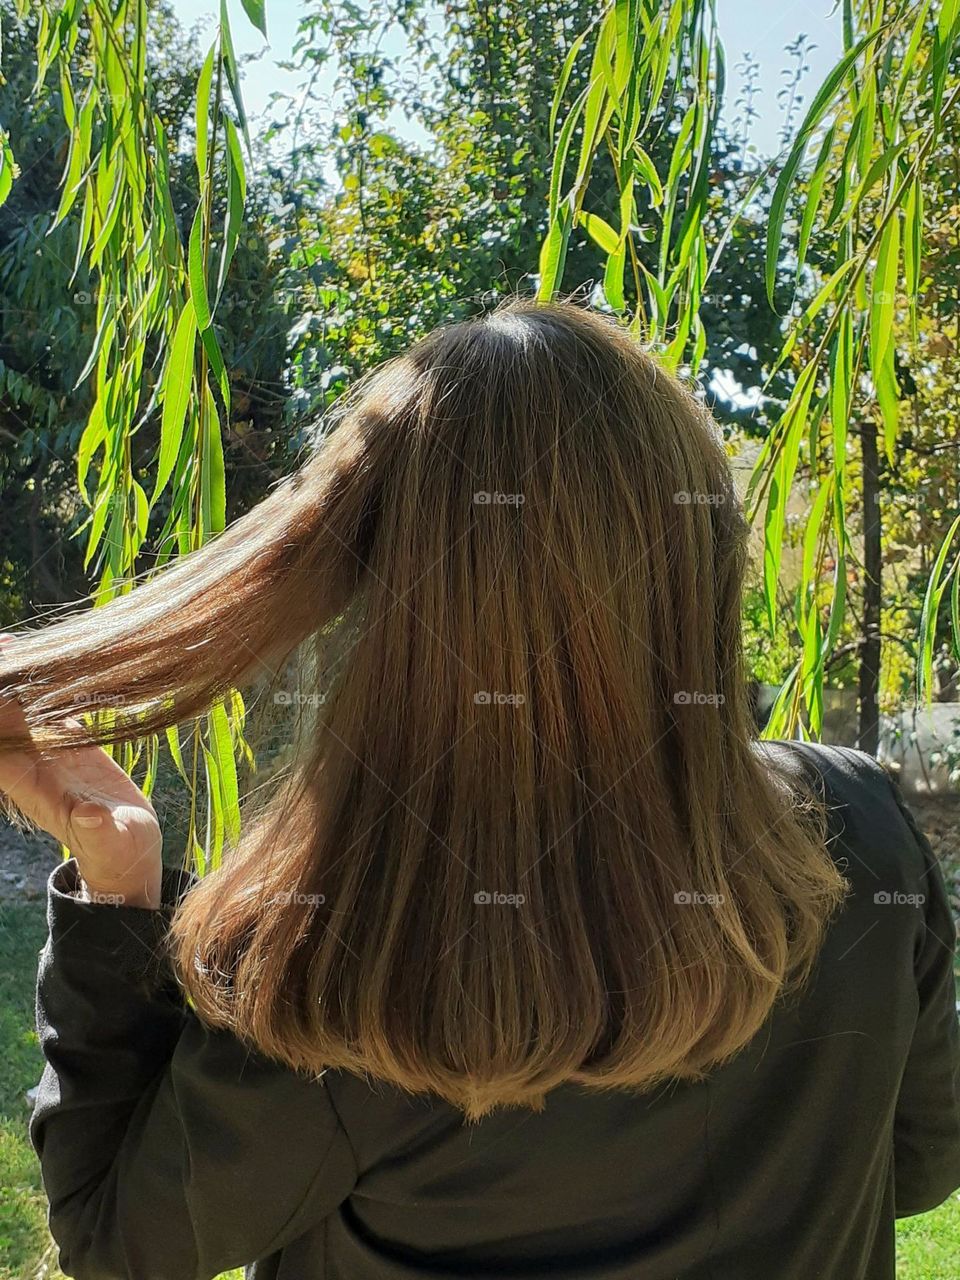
546, 0, 960, 738
750, 0, 960, 735
271, 0, 779, 438
7, 0, 270, 872
741, 586, 797, 686
0, 0, 293, 630
540, 0, 727, 373
265, 0, 599, 416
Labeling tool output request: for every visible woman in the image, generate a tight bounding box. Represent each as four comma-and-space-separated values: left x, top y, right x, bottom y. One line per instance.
0, 300, 957, 1280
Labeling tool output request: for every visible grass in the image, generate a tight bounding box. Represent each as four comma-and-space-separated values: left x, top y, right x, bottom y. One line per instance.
897, 1194, 960, 1277
0, 898, 957, 1278
0, 901, 243, 1280
0, 900, 61, 1280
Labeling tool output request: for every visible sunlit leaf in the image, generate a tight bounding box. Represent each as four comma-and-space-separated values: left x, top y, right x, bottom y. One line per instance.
239, 0, 267, 38
580, 211, 620, 255
918, 515, 960, 702
209, 700, 241, 846
195, 42, 216, 181
154, 300, 198, 502
188, 203, 211, 331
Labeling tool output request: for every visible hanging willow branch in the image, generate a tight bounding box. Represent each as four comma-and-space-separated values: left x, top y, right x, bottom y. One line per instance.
538, 0, 727, 375
750, 0, 960, 737
25, 0, 268, 872
542, 0, 960, 737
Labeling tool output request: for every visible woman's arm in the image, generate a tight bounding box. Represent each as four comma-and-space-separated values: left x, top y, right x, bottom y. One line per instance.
1, 632, 355, 1275
889, 784, 960, 1217
31, 858, 357, 1280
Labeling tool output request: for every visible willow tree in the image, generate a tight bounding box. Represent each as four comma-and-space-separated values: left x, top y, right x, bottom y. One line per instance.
541, 0, 960, 744
7, 0, 268, 870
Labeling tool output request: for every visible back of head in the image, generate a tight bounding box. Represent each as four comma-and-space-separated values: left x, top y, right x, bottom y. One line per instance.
0, 300, 847, 1118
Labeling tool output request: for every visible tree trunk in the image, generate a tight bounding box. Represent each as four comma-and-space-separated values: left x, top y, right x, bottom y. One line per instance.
858, 421, 881, 756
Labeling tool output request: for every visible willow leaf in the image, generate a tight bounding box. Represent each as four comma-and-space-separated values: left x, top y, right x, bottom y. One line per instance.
903, 176, 922, 342
219, 0, 250, 150
933, 0, 960, 122
549, 24, 590, 143
189, 202, 212, 331
603, 244, 627, 311
538, 205, 572, 302
829, 313, 853, 544
766, 31, 882, 309
77, 400, 107, 504
762, 366, 817, 632
240, 0, 267, 38
797, 125, 835, 277
154, 300, 198, 502
547, 83, 589, 224
195, 42, 216, 181
201, 742, 225, 872
216, 116, 246, 301
580, 211, 620, 254
632, 143, 664, 206
918, 515, 960, 702
200, 385, 226, 538
870, 214, 899, 368
209, 700, 241, 847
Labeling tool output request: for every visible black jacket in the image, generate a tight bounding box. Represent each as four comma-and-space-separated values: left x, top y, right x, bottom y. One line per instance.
31, 742, 960, 1280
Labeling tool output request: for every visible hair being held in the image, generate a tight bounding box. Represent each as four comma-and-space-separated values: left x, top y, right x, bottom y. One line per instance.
0, 300, 847, 1119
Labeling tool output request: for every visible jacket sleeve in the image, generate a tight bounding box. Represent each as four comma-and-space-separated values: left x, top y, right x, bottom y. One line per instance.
30, 858, 357, 1280
887, 783, 960, 1217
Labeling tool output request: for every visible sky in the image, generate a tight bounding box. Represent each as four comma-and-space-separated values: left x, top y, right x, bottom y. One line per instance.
168, 0, 845, 160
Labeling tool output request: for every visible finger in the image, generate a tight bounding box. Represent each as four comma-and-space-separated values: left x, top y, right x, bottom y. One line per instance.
70, 799, 108, 830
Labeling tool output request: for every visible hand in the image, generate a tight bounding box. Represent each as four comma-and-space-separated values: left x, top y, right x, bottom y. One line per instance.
0, 635, 162, 909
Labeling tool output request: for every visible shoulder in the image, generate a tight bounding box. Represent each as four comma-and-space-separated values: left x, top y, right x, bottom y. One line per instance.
756, 739, 892, 801
755, 739, 934, 893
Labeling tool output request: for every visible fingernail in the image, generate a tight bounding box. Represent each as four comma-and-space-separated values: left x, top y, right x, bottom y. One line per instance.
73, 813, 104, 828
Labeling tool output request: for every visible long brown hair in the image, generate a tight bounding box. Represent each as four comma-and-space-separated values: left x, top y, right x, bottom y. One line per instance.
0, 300, 846, 1118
